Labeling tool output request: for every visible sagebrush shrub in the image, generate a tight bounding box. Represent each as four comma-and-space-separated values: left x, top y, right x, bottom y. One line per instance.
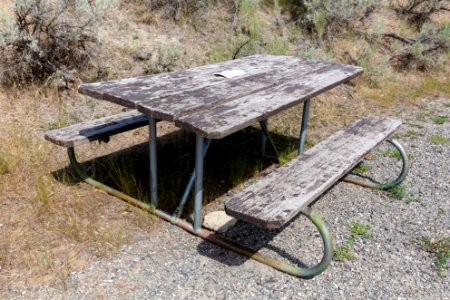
390, 0, 449, 29
390, 23, 450, 71
143, 43, 184, 74
0, 0, 115, 87
146, 0, 209, 20
301, 0, 379, 38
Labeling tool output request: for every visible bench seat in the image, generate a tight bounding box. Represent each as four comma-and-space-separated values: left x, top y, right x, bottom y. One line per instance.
44, 110, 149, 147
225, 116, 402, 229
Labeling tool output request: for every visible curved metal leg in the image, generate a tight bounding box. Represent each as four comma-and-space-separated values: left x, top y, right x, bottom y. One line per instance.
296, 207, 334, 277
67, 147, 333, 278
342, 139, 409, 189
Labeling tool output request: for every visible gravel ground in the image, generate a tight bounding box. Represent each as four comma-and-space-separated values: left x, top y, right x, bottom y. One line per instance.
7, 98, 449, 299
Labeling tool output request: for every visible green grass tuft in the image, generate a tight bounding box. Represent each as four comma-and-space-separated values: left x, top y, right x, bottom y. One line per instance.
433, 116, 448, 125
334, 244, 356, 261
386, 184, 421, 203
420, 236, 450, 278
428, 136, 450, 145
347, 221, 371, 241
334, 221, 371, 262
353, 162, 369, 174
384, 149, 402, 160
386, 184, 406, 200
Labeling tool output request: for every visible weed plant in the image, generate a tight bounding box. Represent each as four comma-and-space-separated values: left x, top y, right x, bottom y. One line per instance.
432, 115, 448, 124
384, 148, 403, 160
386, 184, 406, 199
353, 162, 370, 174
420, 236, 449, 277
334, 221, 371, 261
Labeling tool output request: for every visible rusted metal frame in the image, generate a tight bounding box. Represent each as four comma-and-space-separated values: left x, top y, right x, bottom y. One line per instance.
259, 119, 280, 163
342, 139, 409, 189
174, 138, 212, 218
66, 147, 333, 278
299, 99, 311, 154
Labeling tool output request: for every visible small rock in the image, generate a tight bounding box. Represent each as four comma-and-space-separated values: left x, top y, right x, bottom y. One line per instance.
203, 211, 238, 233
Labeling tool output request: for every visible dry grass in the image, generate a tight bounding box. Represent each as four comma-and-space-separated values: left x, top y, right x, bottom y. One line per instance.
0, 88, 156, 291
358, 72, 450, 107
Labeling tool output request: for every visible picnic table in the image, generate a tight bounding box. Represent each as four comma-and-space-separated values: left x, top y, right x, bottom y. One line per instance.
78, 54, 362, 224
46, 55, 409, 278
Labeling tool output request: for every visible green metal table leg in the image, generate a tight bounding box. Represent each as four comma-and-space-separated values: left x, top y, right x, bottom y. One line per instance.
299, 99, 311, 155
149, 118, 158, 207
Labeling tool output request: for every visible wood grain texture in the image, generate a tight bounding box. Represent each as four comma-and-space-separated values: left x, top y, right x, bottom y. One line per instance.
78, 55, 363, 140
137, 59, 332, 121
225, 116, 402, 229
44, 111, 148, 147
78, 55, 305, 109
175, 64, 362, 138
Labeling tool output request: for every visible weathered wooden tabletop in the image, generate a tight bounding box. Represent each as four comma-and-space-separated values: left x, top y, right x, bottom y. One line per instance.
79, 55, 363, 139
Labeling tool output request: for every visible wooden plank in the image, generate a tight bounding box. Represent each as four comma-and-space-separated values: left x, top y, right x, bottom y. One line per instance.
78, 55, 304, 108
225, 116, 402, 229
44, 111, 148, 147
176, 63, 363, 138
137, 59, 334, 121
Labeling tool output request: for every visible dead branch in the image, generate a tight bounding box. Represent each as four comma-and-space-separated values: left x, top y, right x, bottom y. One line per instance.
232, 39, 251, 59
383, 33, 416, 45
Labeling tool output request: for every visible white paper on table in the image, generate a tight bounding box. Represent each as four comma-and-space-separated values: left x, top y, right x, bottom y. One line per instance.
214, 69, 246, 78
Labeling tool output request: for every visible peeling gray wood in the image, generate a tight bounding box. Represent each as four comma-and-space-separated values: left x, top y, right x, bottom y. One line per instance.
225, 116, 402, 229
175, 64, 362, 138
78, 55, 363, 140
138, 60, 332, 121
78, 55, 306, 109
44, 111, 148, 147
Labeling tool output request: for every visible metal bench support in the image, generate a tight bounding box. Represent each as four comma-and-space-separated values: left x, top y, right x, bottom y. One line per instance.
61, 117, 406, 279
299, 99, 311, 154
342, 139, 409, 189
259, 119, 280, 162
174, 138, 212, 218
67, 147, 333, 278
260, 98, 311, 158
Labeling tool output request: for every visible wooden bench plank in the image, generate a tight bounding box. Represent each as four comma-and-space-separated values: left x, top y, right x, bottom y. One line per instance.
225, 116, 402, 229
176, 64, 362, 139
78, 55, 305, 109
137, 60, 333, 121
44, 111, 148, 147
